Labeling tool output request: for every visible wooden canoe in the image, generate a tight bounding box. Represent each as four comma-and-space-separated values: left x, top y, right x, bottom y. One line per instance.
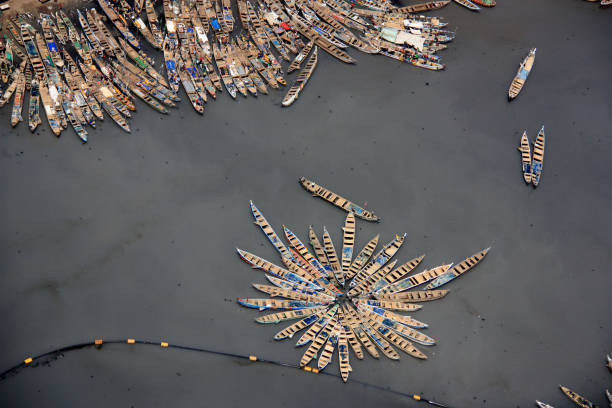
357, 305, 435, 345
322, 226, 344, 285
337, 327, 351, 381
369, 255, 425, 293
256, 307, 326, 324
249, 201, 293, 261
531, 126, 545, 187
347, 260, 397, 297
299, 177, 380, 222
518, 131, 532, 184
559, 386, 595, 408
424, 248, 490, 289
300, 316, 337, 366
353, 299, 422, 312
374, 289, 449, 302
337, 309, 364, 359
287, 40, 314, 73
282, 46, 318, 107
308, 225, 331, 271
346, 235, 379, 280
397, 0, 450, 13
295, 304, 339, 346
28, 77, 41, 132
509, 48, 536, 100
359, 303, 428, 328
453, 0, 480, 10
341, 304, 380, 358
351, 234, 406, 287
341, 213, 356, 276
374, 263, 452, 295
237, 298, 325, 311
10, 71, 25, 127
471, 0, 496, 5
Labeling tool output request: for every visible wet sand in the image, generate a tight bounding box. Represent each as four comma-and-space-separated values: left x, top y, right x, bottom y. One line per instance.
0, 0, 611, 406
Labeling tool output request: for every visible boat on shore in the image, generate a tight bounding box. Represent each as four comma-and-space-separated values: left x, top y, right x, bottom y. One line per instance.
509, 48, 536, 100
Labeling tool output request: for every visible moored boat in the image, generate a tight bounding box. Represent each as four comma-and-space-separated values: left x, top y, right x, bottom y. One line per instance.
518, 131, 532, 184
299, 177, 380, 221
10, 70, 25, 127
531, 126, 545, 187
560, 385, 595, 408
508, 48, 536, 100
453, 0, 480, 10
282, 46, 318, 106
28, 77, 42, 131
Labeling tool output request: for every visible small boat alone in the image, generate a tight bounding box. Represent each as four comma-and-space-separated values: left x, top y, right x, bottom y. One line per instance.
509, 48, 536, 100
453, 0, 480, 10
518, 131, 532, 184
531, 126, 545, 187
535, 401, 555, 408
298, 176, 380, 222
560, 385, 595, 408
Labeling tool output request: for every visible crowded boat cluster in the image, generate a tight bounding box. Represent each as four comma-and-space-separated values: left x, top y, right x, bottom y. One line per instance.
0, 0, 456, 142
236, 179, 489, 382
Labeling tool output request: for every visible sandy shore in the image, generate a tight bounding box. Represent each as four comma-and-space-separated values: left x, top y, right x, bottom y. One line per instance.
0, 0, 610, 407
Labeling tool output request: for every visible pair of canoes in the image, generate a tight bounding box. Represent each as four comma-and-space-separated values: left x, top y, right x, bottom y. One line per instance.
517, 126, 546, 187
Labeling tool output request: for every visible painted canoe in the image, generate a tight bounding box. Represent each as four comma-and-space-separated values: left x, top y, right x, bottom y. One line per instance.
351, 234, 406, 287
560, 385, 595, 408
28, 77, 41, 132
341, 212, 356, 276
531, 126, 545, 187
295, 304, 340, 346
322, 226, 344, 286
471, 0, 496, 5
249, 201, 293, 261
273, 309, 327, 339
282, 46, 318, 107
509, 48, 536, 100
288, 40, 314, 73
374, 289, 449, 302
237, 298, 326, 311
299, 177, 380, 222
346, 235, 379, 280
518, 131, 532, 184
374, 263, 452, 295
453, 0, 480, 10
424, 248, 490, 289
397, 0, 450, 13
369, 255, 425, 293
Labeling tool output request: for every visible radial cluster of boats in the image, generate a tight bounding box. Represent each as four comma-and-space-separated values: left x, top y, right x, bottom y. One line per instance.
0, 0, 457, 142
237, 197, 489, 382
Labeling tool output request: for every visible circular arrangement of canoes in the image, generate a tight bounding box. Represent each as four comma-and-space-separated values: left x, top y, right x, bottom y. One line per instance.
237, 200, 489, 382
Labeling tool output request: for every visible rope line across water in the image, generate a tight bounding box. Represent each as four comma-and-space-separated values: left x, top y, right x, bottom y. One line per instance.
0, 338, 450, 407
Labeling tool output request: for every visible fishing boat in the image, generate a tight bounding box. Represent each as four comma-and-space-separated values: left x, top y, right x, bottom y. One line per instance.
341, 212, 356, 275
287, 9, 355, 64
135, 0, 145, 14
531, 126, 545, 187
453, 0, 480, 10
10, 71, 25, 127
508, 48, 536, 100
88, 8, 120, 56
77, 9, 103, 55
40, 14, 64, 45
518, 131, 532, 184
54, 13, 69, 44
145, 0, 164, 48
24, 64, 33, 91
373, 263, 450, 295
397, 0, 450, 13
97, 0, 141, 49
162, 38, 181, 93
179, 45, 208, 103
117, 37, 168, 87
282, 46, 317, 106
39, 76, 63, 136
535, 401, 555, 408
41, 19, 64, 69
221, 0, 235, 33
298, 177, 380, 222
0, 69, 20, 107
119, 0, 160, 48
560, 386, 595, 408
424, 248, 490, 289
63, 50, 103, 121
178, 57, 205, 114
213, 42, 238, 98
28, 77, 41, 131
471, 0, 496, 6
351, 234, 406, 287
20, 24, 46, 77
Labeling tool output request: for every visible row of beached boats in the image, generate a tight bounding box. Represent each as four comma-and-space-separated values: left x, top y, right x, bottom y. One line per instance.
237, 199, 489, 381
0, 0, 456, 140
